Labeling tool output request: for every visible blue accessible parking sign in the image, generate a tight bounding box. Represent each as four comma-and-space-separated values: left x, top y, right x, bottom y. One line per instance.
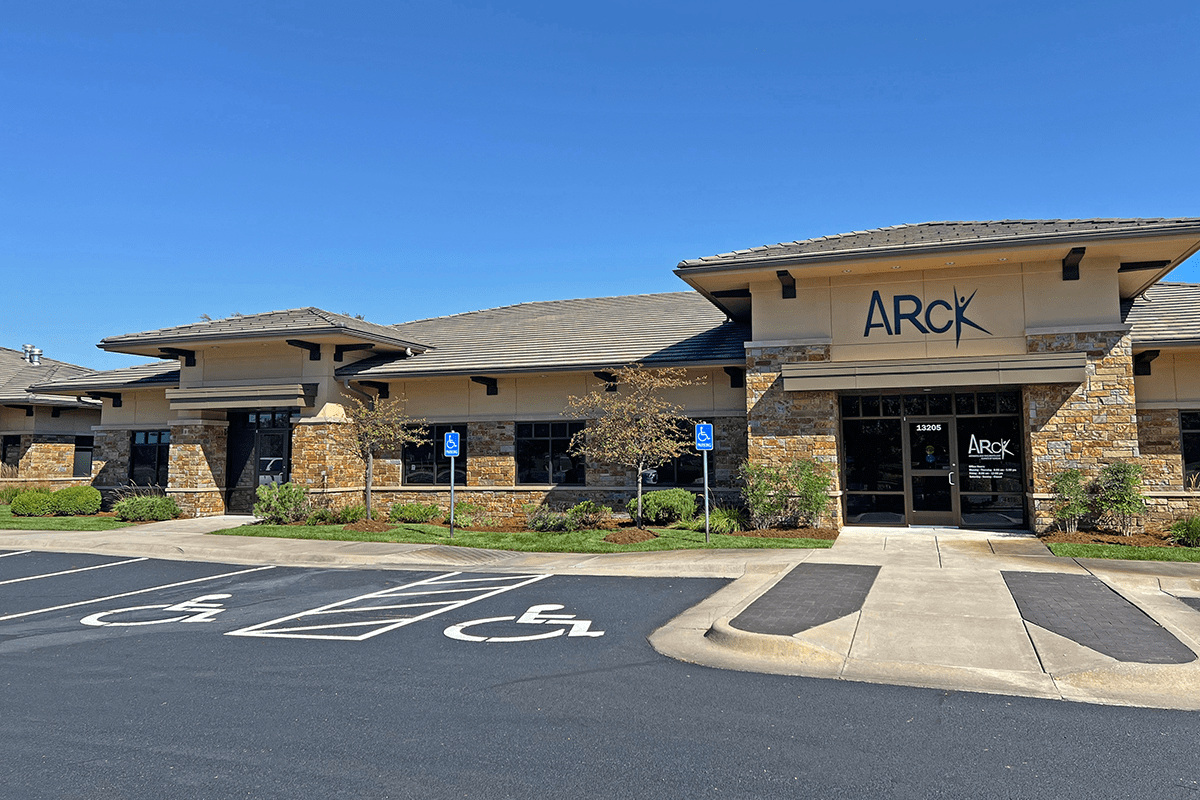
695, 423, 713, 451
444, 431, 460, 457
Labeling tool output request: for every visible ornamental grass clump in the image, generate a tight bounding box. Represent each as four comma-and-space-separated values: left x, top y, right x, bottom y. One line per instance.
1169, 516, 1200, 548
629, 489, 696, 525
389, 502, 442, 524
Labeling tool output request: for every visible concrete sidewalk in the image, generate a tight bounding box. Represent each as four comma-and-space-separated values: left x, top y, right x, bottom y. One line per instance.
3, 520, 1200, 710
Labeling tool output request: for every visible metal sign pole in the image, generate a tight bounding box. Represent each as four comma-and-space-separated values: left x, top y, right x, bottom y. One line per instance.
703, 448, 710, 543
449, 454, 456, 539
695, 421, 714, 544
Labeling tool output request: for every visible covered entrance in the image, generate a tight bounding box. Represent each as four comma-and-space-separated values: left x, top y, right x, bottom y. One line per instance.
226, 410, 295, 513
840, 390, 1025, 528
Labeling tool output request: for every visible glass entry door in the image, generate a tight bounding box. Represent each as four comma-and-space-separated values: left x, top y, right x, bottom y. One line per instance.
906, 418, 958, 525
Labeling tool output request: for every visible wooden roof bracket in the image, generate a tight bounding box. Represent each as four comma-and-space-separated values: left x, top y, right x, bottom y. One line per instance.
724, 366, 746, 388
358, 381, 390, 399
286, 340, 322, 360
159, 347, 196, 366
776, 270, 796, 299
470, 376, 498, 396
593, 371, 618, 392
334, 343, 375, 362
86, 391, 122, 408
1062, 247, 1085, 281
4, 404, 33, 416
1133, 350, 1160, 376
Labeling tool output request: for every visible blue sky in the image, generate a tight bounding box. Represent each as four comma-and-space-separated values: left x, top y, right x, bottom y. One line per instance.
3, 1, 1198, 370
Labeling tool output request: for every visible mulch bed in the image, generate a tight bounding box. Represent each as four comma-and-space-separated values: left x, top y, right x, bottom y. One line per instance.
601, 526, 840, 545
342, 519, 397, 533
1037, 528, 1177, 548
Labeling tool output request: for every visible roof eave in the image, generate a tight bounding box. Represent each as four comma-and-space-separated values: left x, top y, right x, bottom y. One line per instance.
675, 221, 1200, 275
338, 357, 748, 381
98, 327, 432, 356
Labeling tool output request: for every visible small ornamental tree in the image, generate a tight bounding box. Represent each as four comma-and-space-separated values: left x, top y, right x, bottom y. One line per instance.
566, 365, 700, 528
344, 397, 429, 521
1091, 461, 1146, 537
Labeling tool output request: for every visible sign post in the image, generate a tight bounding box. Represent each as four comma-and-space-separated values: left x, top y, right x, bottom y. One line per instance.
444, 431, 460, 538
695, 422, 714, 542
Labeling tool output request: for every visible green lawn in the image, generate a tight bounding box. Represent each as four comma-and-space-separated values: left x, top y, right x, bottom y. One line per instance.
210, 522, 835, 553
0, 505, 133, 531
1046, 542, 1200, 563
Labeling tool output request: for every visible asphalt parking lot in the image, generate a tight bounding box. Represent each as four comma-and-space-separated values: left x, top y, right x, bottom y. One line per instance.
4, 548, 1200, 800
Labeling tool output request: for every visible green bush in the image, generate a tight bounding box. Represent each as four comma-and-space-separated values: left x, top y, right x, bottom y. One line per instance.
629, 489, 696, 525
1050, 469, 1089, 534
446, 502, 496, 528
253, 482, 310, 525
527, 505, 574, 532
1170, 516, 1200, 547
390, 502, 442, 523
0, 486, 19, 505
305, 507, 338, 526
567, 500, 611, 529
113, 495, 182, 522
1091, 461, 1146, 536
337, 504, 367, 524
51, 486, 102, 516
10, 490, 54, 517
739, 459, 833, 529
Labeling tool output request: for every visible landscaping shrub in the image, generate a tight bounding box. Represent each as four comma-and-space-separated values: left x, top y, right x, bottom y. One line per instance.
0, 486, 19, 505
739, 459, 833, 529
446, 502, 496, 528
629, 488, 696, 525
10, 490, 54, 517
566, 500, 611, 529
337, 504, 367, 524
389, 502, 442, 524
253, 482, 310, 525
305, 507, 338, 526
51, 486, 102, 516
1170, 516, 1200, 548
527, 506, 573, 532
113, 495, 182, 522
1050, 469, 1089, 534
1091, 461, 1146, 536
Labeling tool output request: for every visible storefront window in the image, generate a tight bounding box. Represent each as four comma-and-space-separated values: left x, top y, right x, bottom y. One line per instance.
1, 435, 20, 469
73, 436, 94, 478
1182, 412, 1200, 489
403, 424, 466, 485
130, 430, 170, 486
516, 422, 585, 485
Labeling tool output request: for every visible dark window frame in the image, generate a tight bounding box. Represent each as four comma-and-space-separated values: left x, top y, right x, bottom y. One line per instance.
402, 423, 467, 486
1181, 411, 1200, 490
515, 421, 586, 486
129, 429, 171, 486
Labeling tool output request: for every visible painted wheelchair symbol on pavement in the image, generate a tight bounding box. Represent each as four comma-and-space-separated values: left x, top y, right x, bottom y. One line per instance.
80, 594, 232, 627
443, 604, 605, 643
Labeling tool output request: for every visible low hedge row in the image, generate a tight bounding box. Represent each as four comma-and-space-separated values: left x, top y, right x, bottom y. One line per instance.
113, 496, 182, 522
9, 486, 103, 517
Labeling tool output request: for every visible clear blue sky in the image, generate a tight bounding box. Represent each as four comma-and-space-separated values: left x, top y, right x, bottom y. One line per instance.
3, 1, 1198, 370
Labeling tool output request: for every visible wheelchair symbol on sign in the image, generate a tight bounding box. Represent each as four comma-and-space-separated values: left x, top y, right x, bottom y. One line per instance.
80, 594, 232, 627
443, 604, 605, 643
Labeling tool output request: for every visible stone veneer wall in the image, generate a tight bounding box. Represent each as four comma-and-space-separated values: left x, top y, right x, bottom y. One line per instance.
745, 344, 843, 527
289, 414, 748, 523
91, 430, 131, 487
1135, 408, 1200, 526
1024, 331, 1142, 531
17, 434, 76, 480
168, 421, 228, 517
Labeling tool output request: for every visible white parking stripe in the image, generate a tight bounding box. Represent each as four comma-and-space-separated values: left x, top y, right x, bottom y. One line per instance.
0, 550, 32, 559
0, 557, 148, 586
227, 572, 551, 641
0, 565, 276, 622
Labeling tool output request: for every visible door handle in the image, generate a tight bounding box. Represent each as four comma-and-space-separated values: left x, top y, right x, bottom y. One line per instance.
947, 472, 955, 486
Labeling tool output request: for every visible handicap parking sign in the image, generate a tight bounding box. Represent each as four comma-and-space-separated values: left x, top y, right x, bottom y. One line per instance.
694, 423, 713, 451
444, 431, 460, 457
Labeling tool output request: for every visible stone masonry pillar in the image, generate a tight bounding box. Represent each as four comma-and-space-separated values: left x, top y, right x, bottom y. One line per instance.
168, 419, 229, 517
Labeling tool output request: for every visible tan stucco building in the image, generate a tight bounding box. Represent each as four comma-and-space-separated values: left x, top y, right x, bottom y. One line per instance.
30, 218, 1200, 531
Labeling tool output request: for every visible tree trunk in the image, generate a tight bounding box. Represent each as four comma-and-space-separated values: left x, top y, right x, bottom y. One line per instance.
636, 461, 644, 529
364, 450, 374, 521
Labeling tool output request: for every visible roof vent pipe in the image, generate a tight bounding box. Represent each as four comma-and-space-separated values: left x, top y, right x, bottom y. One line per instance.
28, 348, 42, 365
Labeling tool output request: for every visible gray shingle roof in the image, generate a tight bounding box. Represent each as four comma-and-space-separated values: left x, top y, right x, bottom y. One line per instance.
27, 361, 180, 395
1123, 283, 1200, 346
0, 347, 100, 408
337, 293, 750, 379
100, 307, 431, 352
679, 218, 1200, 269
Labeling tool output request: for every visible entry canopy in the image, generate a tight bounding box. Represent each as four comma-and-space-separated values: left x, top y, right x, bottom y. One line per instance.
781, 353, 1088, 391
676, 218, 1200, 322
165, 383, 319, 410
